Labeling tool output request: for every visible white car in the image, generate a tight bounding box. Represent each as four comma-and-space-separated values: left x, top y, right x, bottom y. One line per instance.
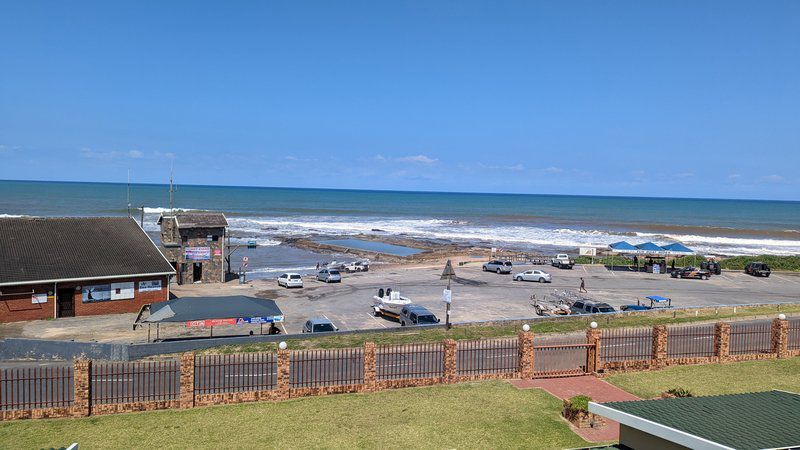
277, 273, 304, 288
514, 269, 552, 283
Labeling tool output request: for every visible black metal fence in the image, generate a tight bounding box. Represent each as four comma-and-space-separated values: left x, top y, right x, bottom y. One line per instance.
195, 353, 277, 394
456, 338, 519, 376
667, 324, 715, 358
730, 322, 772, 355
601, 327, 653, 362
0, 365, 73, 411
91, 360, 180, 405
289, 348, 364, 388
376, 343, 444, 380
789, 319, 800, 351
534, 335, 590, 377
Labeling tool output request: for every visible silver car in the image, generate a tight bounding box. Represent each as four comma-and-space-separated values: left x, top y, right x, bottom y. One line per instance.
316, 268, 342, 283
514, 269, 551, 283
482, 260, 513, 274
302, 318, 338, 333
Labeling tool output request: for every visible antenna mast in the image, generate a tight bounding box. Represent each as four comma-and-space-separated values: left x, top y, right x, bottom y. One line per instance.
169, 162, 174, 216
127, 169, 132, 218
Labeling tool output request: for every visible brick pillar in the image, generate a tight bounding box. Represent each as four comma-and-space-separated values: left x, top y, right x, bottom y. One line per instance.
179, 352, 195, 409
772, 318, 789, 358
363, 342, 377, 392
277, 349, 291, 400
714, 322, 730, 361
586, 328, 602, 373
72, 359, 91, 417
518, 331, 534, 379
443, 339, 457, 383
652, 325, 668, 366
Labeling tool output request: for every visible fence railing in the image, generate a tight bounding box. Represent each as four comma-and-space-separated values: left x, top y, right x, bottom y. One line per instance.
667, 324, 715, 358
377, 343, 444, 380
2, 316, 798, 420
730, 322, 772, 355
456, 338, 519, 376
0, 365, 73, 411
91, 360, 180, 405
195, 353, 277, 395
290, 348, 364, 388
601, 327, 653, 362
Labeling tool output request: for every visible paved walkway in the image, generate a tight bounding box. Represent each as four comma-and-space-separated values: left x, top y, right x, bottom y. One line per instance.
511, 376, 639, 443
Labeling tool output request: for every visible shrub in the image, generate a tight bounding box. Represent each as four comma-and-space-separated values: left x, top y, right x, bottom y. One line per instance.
563, 395, 592, 420
665, 388, 694, 398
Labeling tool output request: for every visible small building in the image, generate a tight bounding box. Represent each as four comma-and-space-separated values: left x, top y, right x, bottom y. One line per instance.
0, 217, 175, 323
157, 212, 228, 284
590, 390, 800, 450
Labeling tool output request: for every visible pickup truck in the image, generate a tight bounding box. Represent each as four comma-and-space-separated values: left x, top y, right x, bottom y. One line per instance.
551, 254, 574, 269
343, 260, 369, 273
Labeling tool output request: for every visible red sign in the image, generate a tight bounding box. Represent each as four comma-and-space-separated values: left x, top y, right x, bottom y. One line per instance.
186, 318, 237, 327
213, 249, 222, 256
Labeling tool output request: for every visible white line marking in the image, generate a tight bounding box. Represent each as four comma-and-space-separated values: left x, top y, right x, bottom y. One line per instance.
367, 313, 388, 328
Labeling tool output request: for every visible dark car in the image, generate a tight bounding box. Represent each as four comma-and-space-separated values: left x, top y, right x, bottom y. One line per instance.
670, 266, 710, 280
399, 305, 440, 326
569, 300, 616, 315
744, 262, 771, 277
701, 261, 722, 275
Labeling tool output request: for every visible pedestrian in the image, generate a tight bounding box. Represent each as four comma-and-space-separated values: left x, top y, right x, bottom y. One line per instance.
579, 277, 587, 293
316, 262, 320, 270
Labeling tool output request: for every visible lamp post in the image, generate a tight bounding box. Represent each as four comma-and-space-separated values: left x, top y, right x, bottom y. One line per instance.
440, 259, 456, 330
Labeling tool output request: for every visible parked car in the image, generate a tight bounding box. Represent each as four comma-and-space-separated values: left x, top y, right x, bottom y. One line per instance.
277, 273, 303, 288
399, 305, 440, 326
316, 268, 342, 283
551, 254, 574, 269
482, 260, 513, 274
514, 269, 552, 283
670, 266, 710, 280
701, 261, 722, 275
344, 260, 369, 273
744, 262, 771, 277
570, 300, 616, 315
302, 317, 338, 333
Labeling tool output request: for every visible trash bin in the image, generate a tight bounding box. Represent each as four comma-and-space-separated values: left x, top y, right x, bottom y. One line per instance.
239, 272, 246, 284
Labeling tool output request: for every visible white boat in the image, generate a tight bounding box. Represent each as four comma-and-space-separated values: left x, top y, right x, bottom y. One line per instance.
372, 288, 412, 314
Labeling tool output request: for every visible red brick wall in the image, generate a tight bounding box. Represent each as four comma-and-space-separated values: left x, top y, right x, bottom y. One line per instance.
0, 275, 169, 323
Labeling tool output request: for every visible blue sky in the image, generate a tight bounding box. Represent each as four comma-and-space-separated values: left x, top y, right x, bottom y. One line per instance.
1, 1, 798, 200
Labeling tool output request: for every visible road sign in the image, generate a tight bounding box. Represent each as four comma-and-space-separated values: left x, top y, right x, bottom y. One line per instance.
440, 259, 456, 280
442, 289, 452, 304
242, 256, 249, 267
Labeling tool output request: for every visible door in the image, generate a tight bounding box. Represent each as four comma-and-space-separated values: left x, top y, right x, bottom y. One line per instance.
193, 262, 203, 282
57, 288, 74, 318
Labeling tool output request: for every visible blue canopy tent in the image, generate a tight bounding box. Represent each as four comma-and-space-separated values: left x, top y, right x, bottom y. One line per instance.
609, 241, 639, 253
661, 242, 695, 255
635, 242, 667, 254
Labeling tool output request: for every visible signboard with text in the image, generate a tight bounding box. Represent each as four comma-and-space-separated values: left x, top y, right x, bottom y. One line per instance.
138, 280, 162, 292
185, 247, 211, 261
186, 315, 284, 327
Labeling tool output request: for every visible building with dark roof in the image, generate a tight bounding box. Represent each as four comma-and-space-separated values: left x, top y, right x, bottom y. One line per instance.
0, 217, 175, 323
157, 212, 228, 285
590, 390, 800, 450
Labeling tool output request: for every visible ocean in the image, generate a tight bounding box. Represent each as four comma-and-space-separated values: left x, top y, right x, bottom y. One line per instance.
1, 180, 799, 276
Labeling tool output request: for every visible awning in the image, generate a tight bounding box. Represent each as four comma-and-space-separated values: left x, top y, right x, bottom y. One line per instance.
609, 241, 638, 251
646, 295, 670, 303
141, 295, 284, 327
661, 242, 695, 255
635, 242, 666, 253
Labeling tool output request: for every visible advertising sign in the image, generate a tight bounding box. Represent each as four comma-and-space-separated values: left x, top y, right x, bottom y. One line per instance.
110, 282, 135, 300
213, 249, 222, 256
442, 289, 452, 304
186, 318, 237, 327
185, 247, 211, 261
579, 247, 597, 256
32, 293, 48, 304
82, 284, 112, 302
138, 280, 162, 292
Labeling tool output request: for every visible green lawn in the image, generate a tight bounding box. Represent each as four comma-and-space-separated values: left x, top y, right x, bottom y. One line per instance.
605, 357, 800, 399
0, 381, 589, 450
202, 303, 800, 353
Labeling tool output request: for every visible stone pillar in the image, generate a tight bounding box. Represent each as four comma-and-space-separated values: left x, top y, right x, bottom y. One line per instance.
179, 352, 195, 409
771, 318, 789, 358
518, 331, 534, 379
586, 328, 602, 373
714, 322, 731, 361
72, 359, 91, 417
276, 349, 291, 400
652, 325, 668, 366
443, 339, 457, 383
363, 342, 377, 392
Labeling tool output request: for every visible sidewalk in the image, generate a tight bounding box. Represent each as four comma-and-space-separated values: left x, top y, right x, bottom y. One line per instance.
511, 376, 639, 442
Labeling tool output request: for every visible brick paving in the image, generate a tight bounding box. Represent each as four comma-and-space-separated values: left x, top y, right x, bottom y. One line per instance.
510, 376, 639, 443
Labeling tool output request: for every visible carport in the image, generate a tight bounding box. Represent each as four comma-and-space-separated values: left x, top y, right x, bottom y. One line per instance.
608, 241, 696, 273
136, 295, 285, 341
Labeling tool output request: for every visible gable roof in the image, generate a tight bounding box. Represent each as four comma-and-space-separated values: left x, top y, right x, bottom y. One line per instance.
158, 212, 228, 229
0, 217, 175, 286
590, 390, 800, 450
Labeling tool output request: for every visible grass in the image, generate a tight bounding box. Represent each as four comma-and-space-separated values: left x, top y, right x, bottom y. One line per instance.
200, 303, 800, 353
605, 357, 800, 399
0, 381, 589, 450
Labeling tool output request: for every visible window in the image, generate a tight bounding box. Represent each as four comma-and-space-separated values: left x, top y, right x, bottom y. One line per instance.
181, 235, 188, 244
573, 302, 584, 309
211, 235, 219, 242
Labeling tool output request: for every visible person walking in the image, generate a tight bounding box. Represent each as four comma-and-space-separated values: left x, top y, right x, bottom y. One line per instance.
579, 277, 587, 293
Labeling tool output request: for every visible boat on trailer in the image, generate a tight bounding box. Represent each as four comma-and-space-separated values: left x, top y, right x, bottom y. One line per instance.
372, 288, 412, 319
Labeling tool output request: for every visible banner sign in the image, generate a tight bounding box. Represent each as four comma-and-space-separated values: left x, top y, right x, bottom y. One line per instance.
138, 280, 162, 292
186, 315, 284, 327
32, 293, 48, 304
185, 247, 211, 261
82, 284, 112, 302
110, 282, 135, 300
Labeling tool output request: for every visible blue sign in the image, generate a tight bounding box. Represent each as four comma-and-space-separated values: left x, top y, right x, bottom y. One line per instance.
235, 316, 284, 325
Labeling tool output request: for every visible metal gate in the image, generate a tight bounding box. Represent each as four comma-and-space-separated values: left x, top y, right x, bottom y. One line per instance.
533, 342, 592, 378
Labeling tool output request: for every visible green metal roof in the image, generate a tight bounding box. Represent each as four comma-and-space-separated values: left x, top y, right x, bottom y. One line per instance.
596, 390, 800, 450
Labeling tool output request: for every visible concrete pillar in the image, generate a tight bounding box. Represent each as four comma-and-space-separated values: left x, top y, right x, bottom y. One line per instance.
518, 331, 535, 379
586, 328, 602, 373
179, 352, 195, 408
443, 339, 457, 383
277, 349, 291, 400
652, 325, 668, 366
72, 359, 91, 417
714, 322, 730, 361
772, 318, 789, 358
363, 342, 377, 392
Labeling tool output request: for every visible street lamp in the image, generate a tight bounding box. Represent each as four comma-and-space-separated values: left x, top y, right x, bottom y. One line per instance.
278, 341, 287, 350
778, 314, 787, 320
590, 321, 598, 329
522, 324, 530, 332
